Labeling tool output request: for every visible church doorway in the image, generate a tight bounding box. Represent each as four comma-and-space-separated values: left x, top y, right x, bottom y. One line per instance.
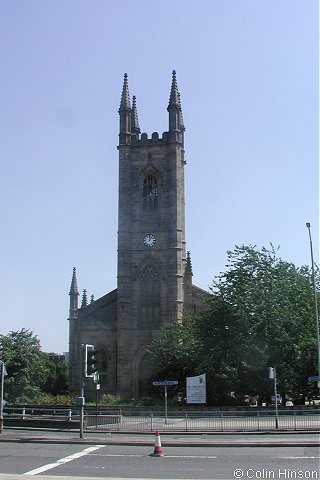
136, 350, 159, 398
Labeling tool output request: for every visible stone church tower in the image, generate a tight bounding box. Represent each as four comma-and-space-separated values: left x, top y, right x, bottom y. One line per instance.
68, 72, 206, 399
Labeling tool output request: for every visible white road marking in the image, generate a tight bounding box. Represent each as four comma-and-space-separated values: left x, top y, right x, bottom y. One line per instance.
90, 453, 218, 459
156, 455, 218, 459
23, 445, 106, 476
271, 456, 320, 459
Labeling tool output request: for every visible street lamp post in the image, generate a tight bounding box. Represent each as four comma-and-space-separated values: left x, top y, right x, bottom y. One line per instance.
306, 223, 320, 397
0, 360, 5, 433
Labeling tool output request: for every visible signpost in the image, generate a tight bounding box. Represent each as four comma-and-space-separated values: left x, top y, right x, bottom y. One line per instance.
94, 372, 100, 428
308, 375, 319, 383
152, 380, 178, 423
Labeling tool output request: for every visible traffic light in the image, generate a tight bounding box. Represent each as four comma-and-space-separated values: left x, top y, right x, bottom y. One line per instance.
85, 344, 99, 378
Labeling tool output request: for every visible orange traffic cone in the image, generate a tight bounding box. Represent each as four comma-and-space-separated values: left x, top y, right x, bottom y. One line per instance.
150, 430, 164, 457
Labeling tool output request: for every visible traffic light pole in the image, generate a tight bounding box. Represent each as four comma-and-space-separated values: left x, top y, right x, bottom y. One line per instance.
79, 344, 85, 439
78, 343, 99, 438
269, 367, 279, 429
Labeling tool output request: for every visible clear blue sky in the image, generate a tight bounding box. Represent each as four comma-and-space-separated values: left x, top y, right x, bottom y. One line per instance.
1, 0, 318, 354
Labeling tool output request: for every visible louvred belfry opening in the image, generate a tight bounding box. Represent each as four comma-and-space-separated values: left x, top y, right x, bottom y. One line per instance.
143, 174, 158, 210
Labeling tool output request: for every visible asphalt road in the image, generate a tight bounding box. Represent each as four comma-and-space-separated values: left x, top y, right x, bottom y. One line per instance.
0, 443, 319, 479
0, 431, 319, 479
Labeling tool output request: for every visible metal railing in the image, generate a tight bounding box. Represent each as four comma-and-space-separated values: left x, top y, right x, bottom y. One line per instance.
4, 406, 78, 421
85, 410, 320, 432
4, 406, 319, 432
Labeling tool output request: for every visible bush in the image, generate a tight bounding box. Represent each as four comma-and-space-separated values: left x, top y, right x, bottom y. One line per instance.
98, 394, 129, 406
31, 393, 75, 405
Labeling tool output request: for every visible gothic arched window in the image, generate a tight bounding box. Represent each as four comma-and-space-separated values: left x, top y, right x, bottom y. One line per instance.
143, 174, 158, 210
139, 264, 160, 328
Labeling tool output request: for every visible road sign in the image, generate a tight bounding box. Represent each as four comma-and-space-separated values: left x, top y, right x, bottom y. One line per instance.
152, 380, 179, 424
0, 362, 7, 376
152, 380, 178, 386
308, 375, 319, 383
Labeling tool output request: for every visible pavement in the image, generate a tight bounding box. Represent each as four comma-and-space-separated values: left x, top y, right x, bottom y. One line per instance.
0, 477, 124, 480
1, 477, 110, 480
0, 427, 319, 447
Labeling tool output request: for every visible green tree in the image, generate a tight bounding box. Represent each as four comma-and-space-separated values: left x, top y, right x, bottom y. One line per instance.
150, 245, 318, 405
209, 245, 317, 403
150, 314, 201, 385
41, 353, 69, 396
0, 329, 48, 403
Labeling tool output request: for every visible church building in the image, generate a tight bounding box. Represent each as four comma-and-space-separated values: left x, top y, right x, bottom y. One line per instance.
68, 71, 207, 399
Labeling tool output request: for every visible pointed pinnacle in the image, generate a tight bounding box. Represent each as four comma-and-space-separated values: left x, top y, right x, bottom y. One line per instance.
81, 289, 88, 308
168, 70, 180, 108
119, 72, 131, 112
178, 92, 185, 130
69, 267, 79, 296
131, 95, 140, 133
186, 251, 193, 275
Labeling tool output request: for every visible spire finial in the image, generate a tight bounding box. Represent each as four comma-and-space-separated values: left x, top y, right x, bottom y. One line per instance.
90, 294, 95, 304
69, 267, 79, 296
81, 289, 88, 308
131, 95, 140, 135
119, 72, 131, 112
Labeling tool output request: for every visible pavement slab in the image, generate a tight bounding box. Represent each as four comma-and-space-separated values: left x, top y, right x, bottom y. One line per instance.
0, 428, 319, 447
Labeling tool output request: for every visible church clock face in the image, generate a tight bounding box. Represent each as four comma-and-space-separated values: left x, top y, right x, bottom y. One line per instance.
143, 233, 156, 248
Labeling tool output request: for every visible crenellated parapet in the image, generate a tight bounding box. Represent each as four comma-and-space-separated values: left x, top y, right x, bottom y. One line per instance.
131, 131, 171, 145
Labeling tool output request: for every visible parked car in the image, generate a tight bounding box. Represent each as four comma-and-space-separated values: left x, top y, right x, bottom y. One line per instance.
305, 396, 320, 406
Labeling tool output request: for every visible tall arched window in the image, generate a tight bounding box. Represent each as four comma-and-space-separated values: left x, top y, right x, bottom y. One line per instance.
143, 174, 158, 210
139, 264, 160, 329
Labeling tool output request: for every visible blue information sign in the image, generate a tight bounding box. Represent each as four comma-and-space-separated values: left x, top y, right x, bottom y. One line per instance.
308, 375, 319, 383
153, 380, 178, 386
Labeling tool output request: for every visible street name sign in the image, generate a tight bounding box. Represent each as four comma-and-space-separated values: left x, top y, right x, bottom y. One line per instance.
152, 380, 178, 386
